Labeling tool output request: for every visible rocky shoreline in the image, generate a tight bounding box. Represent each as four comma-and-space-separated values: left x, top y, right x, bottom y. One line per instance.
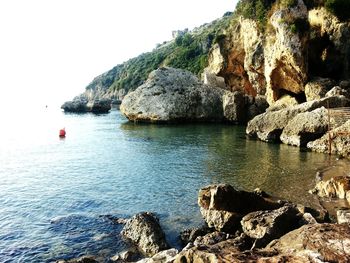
57, 180, 350, 263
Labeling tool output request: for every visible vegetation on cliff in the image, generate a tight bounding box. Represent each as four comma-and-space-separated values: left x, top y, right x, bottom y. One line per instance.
85, 13, 232, 98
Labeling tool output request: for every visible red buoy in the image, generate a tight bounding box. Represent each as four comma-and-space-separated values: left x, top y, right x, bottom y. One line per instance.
59, 128, 66, 138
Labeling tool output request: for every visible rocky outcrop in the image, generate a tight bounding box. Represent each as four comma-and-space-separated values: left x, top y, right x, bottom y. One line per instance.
307, 120, 350, 156
264, 0, 308, 104
247, 96, 349, 142
121, 212, 169, 257
267, 223, 350, 262
61, 98, 111, 114
198, 184, 283, 232
310, 175, 350, 202
308, 8, 350, 80
206, 18, 265, 96
280, 107, 328, 147
120, 67, 225, 123
241, 205, 301, 248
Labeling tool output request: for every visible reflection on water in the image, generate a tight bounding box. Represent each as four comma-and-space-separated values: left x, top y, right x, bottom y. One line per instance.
0, 110, 348, 262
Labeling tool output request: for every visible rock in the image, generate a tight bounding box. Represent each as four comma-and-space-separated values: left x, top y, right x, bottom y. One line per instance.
264, 0, 308, 104
110, 247, 142, 262
56, 256, 99, 263
246, 96, 349, 142
246, 95, 269, 121
310, 175, 350, 202
305, 77, 336, 101
202, 70, 227, 89
340, 80, 350, 90
299, 212, 318, 225
86, 99, 111, 113
61, 98, 111, 113
307, 120, 350, 157
206, 18, 265, 96
308, 8, 350, 80
280, 107, 328, 147
135, 248, 178, 263
179, 226, 212, 245
193, 231, 233, 247
120, 67, 225, 123
223, 91, 245, 123
241, 205, 301, 248
272, 94, 299, 109
267, 223, 350, 262
326, 86, 349, 98
61, 99, 88, 113
121, 212, 169, 257
337, 208, 350, 224
198, 184, 283, 232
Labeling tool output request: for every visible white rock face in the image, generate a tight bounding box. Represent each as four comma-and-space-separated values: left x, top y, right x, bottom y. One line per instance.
264, 0, 308, 104
120, 67, 225, 123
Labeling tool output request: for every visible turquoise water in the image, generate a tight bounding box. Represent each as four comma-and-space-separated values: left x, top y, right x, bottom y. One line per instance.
0, 109, 343, 262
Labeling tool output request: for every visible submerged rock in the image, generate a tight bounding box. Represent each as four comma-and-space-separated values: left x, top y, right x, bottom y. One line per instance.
120, 67, 225, 123
121, 212, 169, 257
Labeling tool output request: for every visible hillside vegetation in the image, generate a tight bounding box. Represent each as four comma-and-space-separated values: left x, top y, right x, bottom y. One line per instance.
85, 13, 232, 98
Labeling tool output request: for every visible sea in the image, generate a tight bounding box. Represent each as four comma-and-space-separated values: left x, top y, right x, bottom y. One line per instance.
0, 107, 348, 262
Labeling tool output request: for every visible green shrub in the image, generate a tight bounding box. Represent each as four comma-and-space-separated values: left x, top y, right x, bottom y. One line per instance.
325, 0, 350, 21
280, 0, 298, 8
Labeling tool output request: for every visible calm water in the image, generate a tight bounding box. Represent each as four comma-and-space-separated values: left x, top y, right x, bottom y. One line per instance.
0, 109, 346, 262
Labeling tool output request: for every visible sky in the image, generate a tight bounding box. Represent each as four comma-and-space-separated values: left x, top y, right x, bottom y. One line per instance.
0, 0, 237, 111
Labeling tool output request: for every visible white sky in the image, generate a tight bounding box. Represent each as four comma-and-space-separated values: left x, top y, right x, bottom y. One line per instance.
0, 0, 236, 110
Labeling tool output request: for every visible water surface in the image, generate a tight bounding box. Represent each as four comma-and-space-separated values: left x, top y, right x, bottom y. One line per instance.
0, 109, 345, 262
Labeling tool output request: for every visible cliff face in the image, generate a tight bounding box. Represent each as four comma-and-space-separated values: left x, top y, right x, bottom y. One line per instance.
206, 0, 350, 105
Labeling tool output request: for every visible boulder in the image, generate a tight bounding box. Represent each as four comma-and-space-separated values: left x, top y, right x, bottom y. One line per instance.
193, 231, 233, 247
326, 86, 349, 98
310, 176, 350, 202
120, 67, 225, 123
179, 226, 212, 245
223, 91, 245, 123
307, 120, 350, 157
280, 107, 328, 147
121, 212, 169, 257
271, 94, 299, 109
337, 208, 350, 224
267, 223, 350, 262
86, 99, 112, 113
135, 248, 178, 263
198, 184, 283, 232
241, 205, 301, 248
61, 99, 88, 113
110, 247, 142, 262
305, 77, 336, 101
246, 96, 349, 142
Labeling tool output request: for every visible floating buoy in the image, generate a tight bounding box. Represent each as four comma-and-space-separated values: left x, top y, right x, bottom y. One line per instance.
59, 128, 66, 138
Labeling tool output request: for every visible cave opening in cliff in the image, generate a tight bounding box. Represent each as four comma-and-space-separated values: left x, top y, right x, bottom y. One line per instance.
308, 31, 343, 80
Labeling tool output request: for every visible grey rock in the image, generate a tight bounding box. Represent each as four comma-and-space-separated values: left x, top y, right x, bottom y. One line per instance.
326, 86, 349, 98
61, 98, 111, 114
223, 91, 245, 123
179, 226, 212, 245
135, 248, 178, 263
241, 205, 300, 248
120, 67, 225, 123
246, 96, 349, 142
121, 212, 169, 257
280, 107, 328, 147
